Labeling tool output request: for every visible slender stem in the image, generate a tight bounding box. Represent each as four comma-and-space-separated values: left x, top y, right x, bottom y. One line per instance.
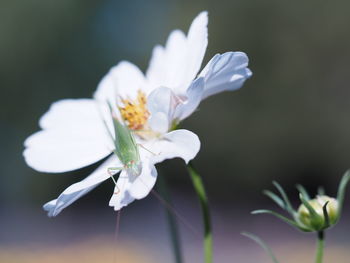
187, 161, 213, 263
113, 210, 121, 263
157, 175, 183, 263
315, 231, 325, 263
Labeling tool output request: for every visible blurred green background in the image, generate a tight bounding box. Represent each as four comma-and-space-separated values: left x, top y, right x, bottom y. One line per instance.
1, 0, 350, 262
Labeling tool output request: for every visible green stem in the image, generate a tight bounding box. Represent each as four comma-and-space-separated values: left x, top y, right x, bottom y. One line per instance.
187, 161, 213, 263
315, 231, 325, 263
157, 175, 183, 263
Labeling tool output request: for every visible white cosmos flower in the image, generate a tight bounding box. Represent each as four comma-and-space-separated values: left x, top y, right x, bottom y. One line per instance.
23, 11, 251, 217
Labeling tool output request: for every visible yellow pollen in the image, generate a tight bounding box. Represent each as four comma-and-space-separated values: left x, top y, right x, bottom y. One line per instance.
119, 90, 150, 130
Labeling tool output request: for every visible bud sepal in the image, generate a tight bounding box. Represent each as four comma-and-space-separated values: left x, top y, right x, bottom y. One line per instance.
252, 171, 350, 232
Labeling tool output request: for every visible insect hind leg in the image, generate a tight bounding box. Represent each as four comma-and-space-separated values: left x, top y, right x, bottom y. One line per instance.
107, 167, 123, 194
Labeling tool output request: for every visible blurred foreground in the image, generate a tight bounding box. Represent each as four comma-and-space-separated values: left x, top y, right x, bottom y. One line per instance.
2, 239, 350, 263
1, 195, 350, 263
0, 240, 151, 263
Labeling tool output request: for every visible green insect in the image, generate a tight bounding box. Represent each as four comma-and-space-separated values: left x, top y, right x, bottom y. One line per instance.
105, 105, 143, 194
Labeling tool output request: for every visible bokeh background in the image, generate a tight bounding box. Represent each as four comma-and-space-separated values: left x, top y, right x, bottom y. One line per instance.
1, 0, 350, 262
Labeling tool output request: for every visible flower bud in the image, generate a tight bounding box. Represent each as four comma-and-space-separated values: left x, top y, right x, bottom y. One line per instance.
297, 195, 339, 231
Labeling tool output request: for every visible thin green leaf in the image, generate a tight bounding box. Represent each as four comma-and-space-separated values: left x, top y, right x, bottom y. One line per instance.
263, 190, 285, 210
296, 184, 310, 201
293, 216, 312, 232
299, 194, 319, 219
322, 202, 330, 228
242, 232, 280, 263
336, 170, 350, 221
272, 181, 295, 215
187, 162, 212, 263
252, 209, 301, 229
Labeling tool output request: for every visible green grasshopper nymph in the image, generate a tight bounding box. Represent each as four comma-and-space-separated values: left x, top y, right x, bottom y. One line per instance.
104, 104, 143, 194
110, 116, 142, 175
105, 105, 161, 193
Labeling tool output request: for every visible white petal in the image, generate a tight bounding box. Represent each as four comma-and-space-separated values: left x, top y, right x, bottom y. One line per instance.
146, 11, 208, 92
147, 84, 205, 132
93, 70, 118, 109
109, 158, 157, 208
183, 11, 208, 91
147, 87, 175, 133
144, 129, 200, 164
199, 52, 252, 100
94, 61, 147, 103
145, 44, 165, 88
129, 161, 157, 200
173, 77, 205, 121
148, 111, 169, 134
24, 99, 113, 173
43, 155, 120, 216
146, 30, 187, 89
109, 170, 135, 211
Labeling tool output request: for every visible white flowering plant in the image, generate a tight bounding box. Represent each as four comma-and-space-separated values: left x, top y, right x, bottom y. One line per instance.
23, 11, 251, 217
23, 11, 251, 263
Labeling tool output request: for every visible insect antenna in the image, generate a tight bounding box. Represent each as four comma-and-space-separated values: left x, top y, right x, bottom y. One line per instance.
151, 189, 200, 238
136, 175, 199, 237
113, 210, 122, 263
137, 143, 161, 156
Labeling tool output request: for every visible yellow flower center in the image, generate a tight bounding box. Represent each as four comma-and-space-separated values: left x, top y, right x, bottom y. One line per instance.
119, 90, 150, 130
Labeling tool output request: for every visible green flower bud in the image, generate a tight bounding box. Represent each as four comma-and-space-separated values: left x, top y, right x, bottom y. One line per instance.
254, 172, 350, 233
297, 195, 338, 231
